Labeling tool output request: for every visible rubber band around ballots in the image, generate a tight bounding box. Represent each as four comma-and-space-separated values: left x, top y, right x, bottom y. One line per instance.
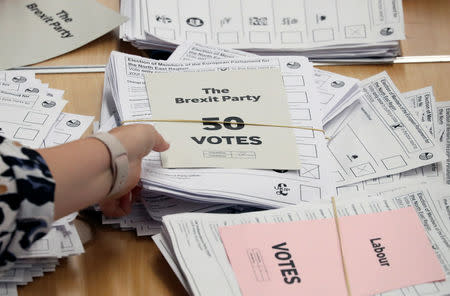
332, 196, 352, 296
120, 119, 331, 140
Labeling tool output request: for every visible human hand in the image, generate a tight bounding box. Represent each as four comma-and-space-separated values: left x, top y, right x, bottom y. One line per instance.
99, 124, 169, 217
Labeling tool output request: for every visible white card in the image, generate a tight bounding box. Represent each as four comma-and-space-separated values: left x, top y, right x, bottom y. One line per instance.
145, 69, 300, 169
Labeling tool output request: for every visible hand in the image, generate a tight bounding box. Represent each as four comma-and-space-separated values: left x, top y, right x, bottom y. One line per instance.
99, 187, 141, 218
99, 124, 169, 217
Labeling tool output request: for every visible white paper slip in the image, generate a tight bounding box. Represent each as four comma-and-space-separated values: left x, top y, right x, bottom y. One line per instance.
40, 112, 94, 148
145, 69, 300, 169
168, 41, 254, 62
55, 223, 84, 257
0, 71, 35, 86
327, 72, 446, 186
135, 223, 161, 236
0, 91, 67, 148
46, 88, 65, 100
0, 80, 48, 95
17, 229, 60, 259
436, 101, 450, 184
402, 87, 438, 137
336, 87, 445, 194
313, 68, 360, 122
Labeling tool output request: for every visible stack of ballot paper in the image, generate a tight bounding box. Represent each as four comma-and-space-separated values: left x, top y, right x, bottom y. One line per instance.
100, 43, 449, 209
154, 185, 450, 296
0, 71, 94, 295
97, 193, 262, 236
119, 0, 405, 63
96, 40, 450, 294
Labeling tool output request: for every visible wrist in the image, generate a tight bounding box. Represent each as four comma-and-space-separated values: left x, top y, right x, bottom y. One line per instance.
89, 132, 129, 199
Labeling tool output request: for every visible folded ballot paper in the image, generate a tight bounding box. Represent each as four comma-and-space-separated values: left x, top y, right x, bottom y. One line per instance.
0, 70, 93, 294
119, 0, 405, 63
154, 184, 450, 296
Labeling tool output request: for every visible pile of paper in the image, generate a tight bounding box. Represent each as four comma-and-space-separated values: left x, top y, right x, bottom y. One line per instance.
100, 42, 449, 207
98, 41, 450, 294
155, 184, 450, 296
0, 71, 93, 294
97, 193, 262, 236
119, 0, 405, 63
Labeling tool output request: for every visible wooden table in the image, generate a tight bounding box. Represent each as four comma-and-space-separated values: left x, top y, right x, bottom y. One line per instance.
17, 0, 450, 295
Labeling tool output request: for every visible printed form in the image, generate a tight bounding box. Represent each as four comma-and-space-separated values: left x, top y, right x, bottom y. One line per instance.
40, 112, 94, 148
436, 101, 450, 184
106, 51, 335, 206
327, 72, 446, 186
144, 0, 404, 49
0, 91, 67, 148
158, 184, 450, 296
337, 87, 445, 194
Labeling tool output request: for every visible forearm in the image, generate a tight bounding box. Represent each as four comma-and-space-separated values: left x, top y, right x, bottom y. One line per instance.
37, 138, 113, 220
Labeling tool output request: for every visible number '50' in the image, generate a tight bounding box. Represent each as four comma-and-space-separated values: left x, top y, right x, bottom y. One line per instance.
202, 116, 244, 130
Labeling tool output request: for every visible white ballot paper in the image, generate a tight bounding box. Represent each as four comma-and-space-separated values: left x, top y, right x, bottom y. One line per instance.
0, 0, 126, 69
158, 184, 450, 296
167, 41, 254, 62
327, 72, 446, 186
337, 87, 446, 194
145, 69, 300, 169
40, 112, 94, 148
436, 101, 450, 184
0, 90, 67, 148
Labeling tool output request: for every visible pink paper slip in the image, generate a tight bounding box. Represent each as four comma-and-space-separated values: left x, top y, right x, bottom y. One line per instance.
339, 207, 445, 296
219, 218, 349, 296
219, 207, 445, 296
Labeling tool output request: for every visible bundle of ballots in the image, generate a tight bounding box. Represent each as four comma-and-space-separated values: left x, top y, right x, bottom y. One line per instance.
0, 71, 93, 294
154, 184, 450, 296
100, 44, 449, 209
147, 43, 450, 295
119, 0, 405, 63
98, 40, 450, 294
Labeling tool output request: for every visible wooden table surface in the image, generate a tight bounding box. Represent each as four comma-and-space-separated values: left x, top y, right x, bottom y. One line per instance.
17, 0, 450, 295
